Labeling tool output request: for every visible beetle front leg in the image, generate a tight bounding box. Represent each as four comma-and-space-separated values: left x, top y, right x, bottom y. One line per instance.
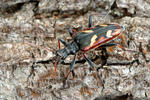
65, 55, 76, 79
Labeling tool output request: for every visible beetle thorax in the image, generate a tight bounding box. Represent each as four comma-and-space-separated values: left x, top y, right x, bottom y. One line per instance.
56, 41, 79, 62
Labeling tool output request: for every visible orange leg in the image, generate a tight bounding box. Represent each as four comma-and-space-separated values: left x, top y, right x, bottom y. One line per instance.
116, 44, 125, 50
99, 43, 136, 52
117, 44, 137, 52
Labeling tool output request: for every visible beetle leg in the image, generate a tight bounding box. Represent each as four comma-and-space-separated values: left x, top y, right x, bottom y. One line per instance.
116, 44, 126, 51
88, 15, 92, 28
82, 53, 99, 78
100, 43, 127, 51
117, 44, 137, 52
82, 53, 94, 68
100, 43, 136, 52
58, 38, 68, 47
54, 56, 60, 77
66, 54, 76, 79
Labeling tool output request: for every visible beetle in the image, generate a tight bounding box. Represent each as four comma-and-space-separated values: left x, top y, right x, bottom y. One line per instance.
53, 15, 125, 79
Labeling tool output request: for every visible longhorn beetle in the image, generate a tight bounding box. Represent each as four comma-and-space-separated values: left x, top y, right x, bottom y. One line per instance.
53, 15, 125, 79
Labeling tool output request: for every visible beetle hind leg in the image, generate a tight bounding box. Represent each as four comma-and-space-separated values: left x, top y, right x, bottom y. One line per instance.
100, 43, 136, 52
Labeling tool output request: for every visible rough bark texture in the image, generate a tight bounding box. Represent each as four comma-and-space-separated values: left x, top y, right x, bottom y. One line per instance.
0, 0, 150, 100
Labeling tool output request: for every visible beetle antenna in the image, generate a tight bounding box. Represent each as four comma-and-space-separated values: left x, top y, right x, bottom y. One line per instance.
58, 38, 68, 47
100, 0, 115, 23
